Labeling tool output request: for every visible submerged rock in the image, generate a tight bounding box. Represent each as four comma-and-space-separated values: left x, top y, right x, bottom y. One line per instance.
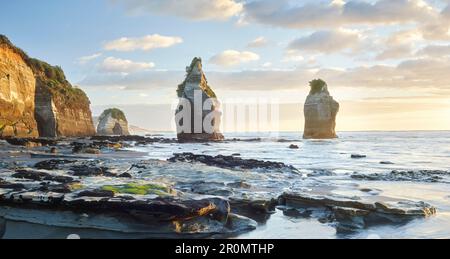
289, 144, 300, 149
168, 152, 299, 173
351, 154, 367, 159
96, 108, 130, 136
175, 58, 224, 142
303, 79, 339, 139
351, 170, 450, 183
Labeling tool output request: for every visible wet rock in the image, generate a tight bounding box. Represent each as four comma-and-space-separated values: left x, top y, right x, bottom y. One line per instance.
4, 138, 57, 147
280, 191, 436, 232
38, 183, 73, 194
351, 170, 450, 183
289, 144, 299, 149
380, 161, 394, 165
34, 160, 75, 170
229, 198, 278, 222
83, 148, 101, 155
351, 154, 367, 159
12, 169, 76, 184
77, 189, 115, 198
118, 172, 132, 178
0, 180, 25, 190
70, 165, 115, 177
307, 169, 335, 177
49, 147, 58, 154
177, 181, 231, 196
209, 198, 231, 223
227, 181, 251, 189
168, 153, 299, 173
90, 135, 176, 144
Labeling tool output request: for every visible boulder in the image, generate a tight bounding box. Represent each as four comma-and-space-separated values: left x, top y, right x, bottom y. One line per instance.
303, 79, 339, 139
175, 58, 224, 142
96, 108, 130, 136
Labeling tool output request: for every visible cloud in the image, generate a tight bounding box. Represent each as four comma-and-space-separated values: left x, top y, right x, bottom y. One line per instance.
243, 0, 436, 29
247, 37, 268, 48
209, 50, 260, 66
376, 44, 413, 60
111, 0, 243, 21
287, 29, 361, 54
417, 44, 450, 57
82, 56, 450, 92
99, 57, 155, 73
104, 34, 183, 52
77, 53, 102, 64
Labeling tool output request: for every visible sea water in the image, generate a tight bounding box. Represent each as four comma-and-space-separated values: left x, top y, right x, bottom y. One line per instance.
130, 131, 450, 239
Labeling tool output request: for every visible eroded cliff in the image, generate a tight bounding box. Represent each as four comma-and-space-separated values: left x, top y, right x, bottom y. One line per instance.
0, 38, 38, 137
0, 35, 95, 138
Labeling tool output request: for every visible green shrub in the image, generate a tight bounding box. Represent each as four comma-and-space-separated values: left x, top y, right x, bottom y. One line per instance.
99, 108, 127, 122
309, 79, 327, 94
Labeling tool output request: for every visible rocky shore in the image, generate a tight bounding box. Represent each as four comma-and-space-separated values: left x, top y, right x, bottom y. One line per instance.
0, 136, 439, 238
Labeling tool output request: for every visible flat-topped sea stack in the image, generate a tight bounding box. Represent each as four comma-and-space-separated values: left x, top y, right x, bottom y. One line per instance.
97, 108, 130, 136
303, 79, 339, 139
0, 35, 95, 138
175, 58, 224, 142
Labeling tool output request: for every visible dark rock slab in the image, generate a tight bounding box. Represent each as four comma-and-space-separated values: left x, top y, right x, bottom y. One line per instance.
280, 191, 436, 232
168, 153, 299, 173
77, 189, 115, 198
34, 160, 76, 170
0, 180, 25, 190
12, 169, 76, 184
4, 138, 58, 147
351, 170, 450, 183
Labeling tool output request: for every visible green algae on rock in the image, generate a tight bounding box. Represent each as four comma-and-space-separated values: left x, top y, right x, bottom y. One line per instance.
102, 183, 175, 196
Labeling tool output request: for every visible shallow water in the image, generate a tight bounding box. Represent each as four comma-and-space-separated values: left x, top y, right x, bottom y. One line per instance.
130, 131, 450, 239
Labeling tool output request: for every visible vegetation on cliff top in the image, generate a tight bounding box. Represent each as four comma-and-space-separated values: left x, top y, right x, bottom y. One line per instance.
99, 108, 128, 122
177, 57, 217, 99
0, 35, 90, 108
309, 79, 328, 94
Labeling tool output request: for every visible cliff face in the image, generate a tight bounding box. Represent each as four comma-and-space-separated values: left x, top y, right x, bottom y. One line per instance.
97, 108, 130, 136
175, 57, 224, 142
0, 35, 95, 138
0, 44, 38, 137
303, 79, 339, 139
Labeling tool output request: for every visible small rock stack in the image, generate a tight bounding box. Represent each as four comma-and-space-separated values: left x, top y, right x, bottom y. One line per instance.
96, 108, 130, 136
303, 79, 340, 139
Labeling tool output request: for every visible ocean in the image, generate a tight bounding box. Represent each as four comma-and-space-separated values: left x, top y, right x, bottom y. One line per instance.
129, 131, 450, 239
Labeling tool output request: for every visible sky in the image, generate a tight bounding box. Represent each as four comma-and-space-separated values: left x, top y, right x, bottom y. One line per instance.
1, 0, 450, 132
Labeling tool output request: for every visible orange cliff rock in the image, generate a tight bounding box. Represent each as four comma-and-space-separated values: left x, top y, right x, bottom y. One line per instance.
0, 35, 95, 138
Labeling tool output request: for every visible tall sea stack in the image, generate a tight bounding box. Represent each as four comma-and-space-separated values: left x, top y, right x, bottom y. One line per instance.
0, 35, 95, 138
175, 58, 224, 142
303, 79, 339, 139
